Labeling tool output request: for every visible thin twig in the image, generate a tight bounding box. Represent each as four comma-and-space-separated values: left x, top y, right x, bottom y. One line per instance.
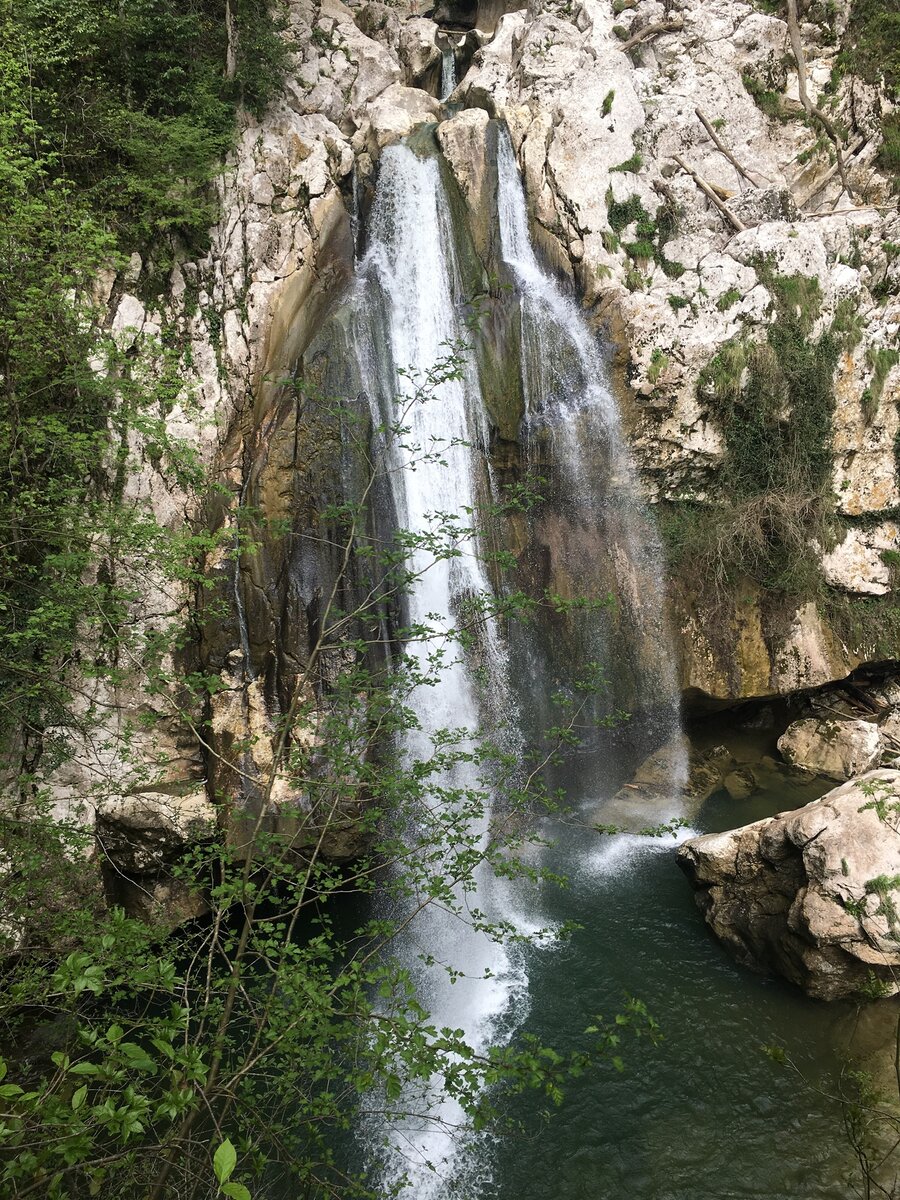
695, 107, 767, 188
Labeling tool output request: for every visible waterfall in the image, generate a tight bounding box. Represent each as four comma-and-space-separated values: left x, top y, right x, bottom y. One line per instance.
495, 128, 687, 837
345, 126, 687, 1196
351, 143, 528, 1197
440, 49, 457, 101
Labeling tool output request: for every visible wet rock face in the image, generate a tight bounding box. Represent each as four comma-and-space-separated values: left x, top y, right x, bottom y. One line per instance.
678, 770, 900, 1000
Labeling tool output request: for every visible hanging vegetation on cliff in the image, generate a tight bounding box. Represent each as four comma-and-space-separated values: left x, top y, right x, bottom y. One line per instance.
0, 0, 287, 749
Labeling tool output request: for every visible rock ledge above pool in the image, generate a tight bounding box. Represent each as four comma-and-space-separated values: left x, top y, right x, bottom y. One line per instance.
677, 770, 900, 1000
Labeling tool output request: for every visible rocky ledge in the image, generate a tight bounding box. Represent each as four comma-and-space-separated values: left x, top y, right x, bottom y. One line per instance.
678, 770, 900, 1000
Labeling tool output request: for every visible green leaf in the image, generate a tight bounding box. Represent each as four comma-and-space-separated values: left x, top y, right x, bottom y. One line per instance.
221, 1184, 251, 1200
213, 1138, 237, 1185
71, 1084, 88, 1111
118, 1043, 156, 1072
0, 1083, 23, 1099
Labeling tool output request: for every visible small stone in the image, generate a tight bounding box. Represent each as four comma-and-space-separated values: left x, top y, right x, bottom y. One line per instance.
723, 768, 756, 800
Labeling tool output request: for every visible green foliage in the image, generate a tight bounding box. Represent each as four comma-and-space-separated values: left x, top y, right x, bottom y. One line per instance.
841, 0, 900, 186
842, 0, 900, 99
716, 287, 741, 311
604, 190, 683, 280
879, 113, 900, 186
607, 193, 650, 235
867, 346, 900, 410
831, 296, 866, 351
623, 238, 656, 259
611, 152, 643, 174
0, 350, 644, 1197
0, 0, 286, 749
856, 970, 892, 1000
823, 591, 900, 661
647, 348, 669, 383
602, 89, 615, 116
8, 0, 287, 254
741, 71, 788, 121
661, 270, 841, 596
668, 295, 690, 312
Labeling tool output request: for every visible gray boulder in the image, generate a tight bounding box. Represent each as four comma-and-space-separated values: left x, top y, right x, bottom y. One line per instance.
678, 770, 900, 1000
778, 715, 883, 781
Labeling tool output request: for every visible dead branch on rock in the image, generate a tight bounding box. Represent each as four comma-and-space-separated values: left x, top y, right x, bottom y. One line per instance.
794, 136, 865, 210
695, 108, 769, 188
671, 153, 747, 232
786, 0, 854, 200
620, 16, 683, 52
800, 205, 890, 220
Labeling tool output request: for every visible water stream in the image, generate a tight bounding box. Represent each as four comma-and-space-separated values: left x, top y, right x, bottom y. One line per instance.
440, 49, 457, 102
350, 143, 531, 1196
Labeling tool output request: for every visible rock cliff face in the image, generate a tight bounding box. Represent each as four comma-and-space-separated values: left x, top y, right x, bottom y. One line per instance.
678, 770, 900, 1000
21, 0, 898, 906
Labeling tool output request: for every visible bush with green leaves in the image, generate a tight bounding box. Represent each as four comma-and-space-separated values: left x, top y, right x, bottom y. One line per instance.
659, 267, 841, 597
0, 0, 286, 758
0, 351, 652, 1198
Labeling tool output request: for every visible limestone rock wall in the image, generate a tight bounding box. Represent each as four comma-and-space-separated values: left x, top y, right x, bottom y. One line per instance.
17, 0, 900, 909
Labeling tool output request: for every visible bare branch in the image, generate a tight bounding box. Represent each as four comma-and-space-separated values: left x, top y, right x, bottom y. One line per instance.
620, 16, 683, 52
786, 0, 854, 199
671, 153, 747, 232
695, 108, 768, 188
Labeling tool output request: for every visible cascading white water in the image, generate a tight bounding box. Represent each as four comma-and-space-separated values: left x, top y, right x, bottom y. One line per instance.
347, 127, 687, 1195
495, 128, 688, 837
352, 143, 528, 1197
440, 49, 457, 101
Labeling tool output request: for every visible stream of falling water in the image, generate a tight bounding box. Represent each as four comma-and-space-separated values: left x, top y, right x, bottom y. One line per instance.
440, 49, 457, 101
351, 143, 530, 1197
495, 128, 688, 852
347, 130, 686, 1195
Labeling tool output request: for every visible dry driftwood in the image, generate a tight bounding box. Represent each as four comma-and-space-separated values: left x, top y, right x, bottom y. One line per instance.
695, 108, 769, 188
671, 153, 747, 232
621, 16, 683, 52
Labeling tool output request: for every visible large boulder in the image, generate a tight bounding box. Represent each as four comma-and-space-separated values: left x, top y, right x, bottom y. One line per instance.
778, 715, 883, 781
678, 770, 900, 1000
366, 83, 441, 148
